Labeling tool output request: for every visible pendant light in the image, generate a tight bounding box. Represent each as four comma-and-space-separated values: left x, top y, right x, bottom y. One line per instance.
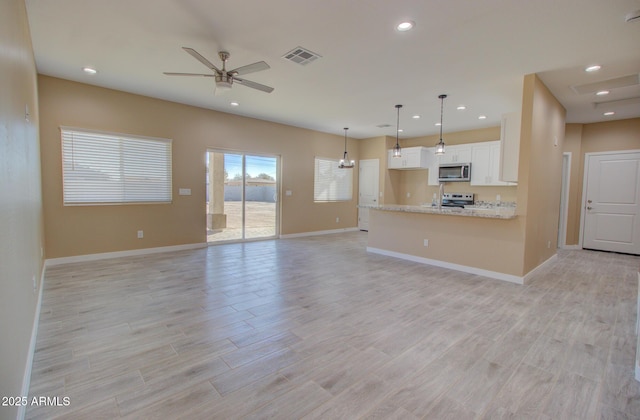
393, 104, 403, 157
435, 94, 447, 155
338, 127, 355, 169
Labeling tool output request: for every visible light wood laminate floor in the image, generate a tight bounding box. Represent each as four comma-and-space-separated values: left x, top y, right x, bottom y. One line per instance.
27, 232, 640, 419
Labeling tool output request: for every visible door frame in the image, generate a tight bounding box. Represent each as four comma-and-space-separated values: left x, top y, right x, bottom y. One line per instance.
557, 152, 571, 248
579, 149, 640, 250
206, 148, 281, 244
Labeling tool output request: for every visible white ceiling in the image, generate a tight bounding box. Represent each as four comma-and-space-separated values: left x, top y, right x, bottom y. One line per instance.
25, 0, 640, 139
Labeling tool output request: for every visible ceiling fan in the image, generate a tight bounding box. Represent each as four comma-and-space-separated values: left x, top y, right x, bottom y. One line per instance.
164, 47, 274, 93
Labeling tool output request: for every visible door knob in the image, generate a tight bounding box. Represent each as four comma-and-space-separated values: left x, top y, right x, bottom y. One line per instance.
587, 199, 592, 204
587, 206, 593, 210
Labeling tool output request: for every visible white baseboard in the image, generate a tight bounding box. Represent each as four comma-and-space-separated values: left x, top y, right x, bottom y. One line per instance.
18, 266, 46, 420
366, 247, 524, 284
45, 242, 207, 267
560, 244, 581, 250
280, 227, 360, 239
522, 254, 558, 284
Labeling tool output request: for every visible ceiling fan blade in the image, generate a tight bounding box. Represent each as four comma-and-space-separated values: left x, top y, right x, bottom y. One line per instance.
163, 72, 215, 77
234, 77, 274, 93
182, 47, 221, 73
230, 61, 270, 76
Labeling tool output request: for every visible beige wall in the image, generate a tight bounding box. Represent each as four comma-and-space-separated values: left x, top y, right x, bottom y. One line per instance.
562, 118, 640, 246
39, 76, 360, 258
0, 0, 44, 417
563, 124, 583, 245
519, 74, 566, 273
581, 118, 640, 154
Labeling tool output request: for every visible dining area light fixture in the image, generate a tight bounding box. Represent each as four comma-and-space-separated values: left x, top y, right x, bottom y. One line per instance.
393, 104, 403, 158
338, 127, 355, 169
435, 94, 447, 155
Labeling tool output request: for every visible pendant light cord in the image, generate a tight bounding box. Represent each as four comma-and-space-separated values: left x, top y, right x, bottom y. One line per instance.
344, 128, 348, 158
396, 105, 400, 146
439, 94, 445, 141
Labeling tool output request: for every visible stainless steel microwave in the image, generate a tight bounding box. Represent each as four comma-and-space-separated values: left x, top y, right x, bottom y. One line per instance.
438, 162, 471, 182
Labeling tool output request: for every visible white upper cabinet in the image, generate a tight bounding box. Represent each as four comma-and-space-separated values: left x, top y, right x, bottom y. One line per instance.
470, 141, 511, 186
426, 147, 440, 185
499, 111, 521, 183
438, 145, 472, 164
388, 146, 433, 170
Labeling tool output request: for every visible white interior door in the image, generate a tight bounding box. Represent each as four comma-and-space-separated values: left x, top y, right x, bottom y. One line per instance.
582, 151, 640, 254
358, 159, 379, 231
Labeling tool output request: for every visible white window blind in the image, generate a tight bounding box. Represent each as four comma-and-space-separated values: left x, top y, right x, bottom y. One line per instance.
314, 157, 353, 202
61, 127, 172, 205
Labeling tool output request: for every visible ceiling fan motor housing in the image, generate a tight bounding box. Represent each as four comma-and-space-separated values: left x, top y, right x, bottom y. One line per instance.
215, 73, 233, 90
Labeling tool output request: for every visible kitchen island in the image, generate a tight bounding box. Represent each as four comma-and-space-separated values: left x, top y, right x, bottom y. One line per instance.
361, 204, 533, 284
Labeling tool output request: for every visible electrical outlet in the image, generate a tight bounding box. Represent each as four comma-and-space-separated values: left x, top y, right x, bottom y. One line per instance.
336, 217, 340, 223
137, 230, 144, 239
547, 240, 551, 249
423, 239, 429, 247
406, 192, 411, 198
32, 274, 36, 291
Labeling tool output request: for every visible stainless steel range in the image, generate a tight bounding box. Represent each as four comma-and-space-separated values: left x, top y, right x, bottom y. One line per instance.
441, 193, 474, 208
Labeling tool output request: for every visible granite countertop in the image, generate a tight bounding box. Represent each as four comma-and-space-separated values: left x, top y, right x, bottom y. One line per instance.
359, 203, 518, 219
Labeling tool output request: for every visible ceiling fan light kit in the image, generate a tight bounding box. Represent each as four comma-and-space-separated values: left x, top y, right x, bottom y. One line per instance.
164, 47, 274, 93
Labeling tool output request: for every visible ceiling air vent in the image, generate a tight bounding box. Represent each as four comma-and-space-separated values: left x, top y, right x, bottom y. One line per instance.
376, 124, 392, 128
282, 47, 321, 66
571, 74, 640, 94
594, 97, 640, 109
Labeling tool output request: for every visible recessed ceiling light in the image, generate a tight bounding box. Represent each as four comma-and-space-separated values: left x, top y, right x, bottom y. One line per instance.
585, 65, 601, 72
396, 21, 415, 31
412, 115, 421, 119
595, 90, 610, 96
83, 67, 97, 74
456, 105, 466, 110
434, 122, 442, 126
603, 111, 615, 116
478, 115, 487, 120
230, 102, 239, 106
398, 129, 404, 132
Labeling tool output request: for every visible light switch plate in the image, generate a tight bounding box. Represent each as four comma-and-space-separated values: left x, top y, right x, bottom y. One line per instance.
179, 188, 191, 196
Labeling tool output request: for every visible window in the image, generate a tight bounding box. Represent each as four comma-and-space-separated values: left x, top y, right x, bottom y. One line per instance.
61, 127, 172, 205
313, 157, 353, 202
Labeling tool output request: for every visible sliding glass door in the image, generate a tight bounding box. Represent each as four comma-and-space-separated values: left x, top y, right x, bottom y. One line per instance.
206, 150, 279, 243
